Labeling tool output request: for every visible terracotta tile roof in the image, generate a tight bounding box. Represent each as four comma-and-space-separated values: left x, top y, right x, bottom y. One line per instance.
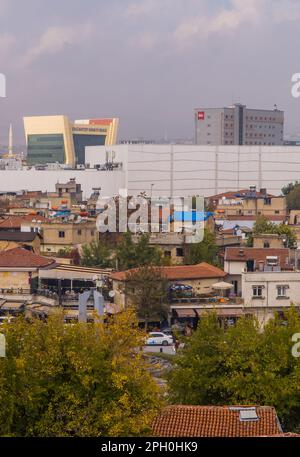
110, 262, 226, 281
0, 215, 46, 229
0, 232, 40, 242
225, 247, 290, 268
152, 405, 282, 437
207, 189, 276, 200
0, 247, 55, 269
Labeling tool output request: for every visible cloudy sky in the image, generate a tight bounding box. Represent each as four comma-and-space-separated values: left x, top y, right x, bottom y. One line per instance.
0, 0, 300, 145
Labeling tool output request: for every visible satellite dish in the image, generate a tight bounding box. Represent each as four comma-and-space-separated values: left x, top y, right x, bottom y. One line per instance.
109, 290, 115, 298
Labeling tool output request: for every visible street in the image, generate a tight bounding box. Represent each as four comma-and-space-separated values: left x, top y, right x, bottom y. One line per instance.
143, 344, 176, 355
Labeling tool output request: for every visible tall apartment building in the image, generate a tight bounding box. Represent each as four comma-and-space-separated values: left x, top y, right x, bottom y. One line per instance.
195, 104, 284, 146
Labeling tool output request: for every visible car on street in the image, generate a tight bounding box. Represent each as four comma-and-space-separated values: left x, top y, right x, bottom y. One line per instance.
145, 332, 174, 346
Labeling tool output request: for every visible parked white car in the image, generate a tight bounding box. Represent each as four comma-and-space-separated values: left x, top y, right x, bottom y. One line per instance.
146, 332, 174, 346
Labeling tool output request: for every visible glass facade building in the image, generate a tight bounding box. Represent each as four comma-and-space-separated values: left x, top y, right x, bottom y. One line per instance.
27, 134, 66, 165
73, 134, 106, 165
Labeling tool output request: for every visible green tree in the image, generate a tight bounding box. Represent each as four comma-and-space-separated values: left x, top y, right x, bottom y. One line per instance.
186, 229, 219, 265
282, 181, 299, 196
247, 215, 296, 248
126, 265, 169, 330
0, 310, 161, 437
168, 309, 300, 433
285, 184, 300, 210
116, 232, 164, 271
81, 239, 112, 268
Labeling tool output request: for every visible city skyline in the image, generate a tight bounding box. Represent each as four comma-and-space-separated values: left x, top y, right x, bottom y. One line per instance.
0, 0, 300, 144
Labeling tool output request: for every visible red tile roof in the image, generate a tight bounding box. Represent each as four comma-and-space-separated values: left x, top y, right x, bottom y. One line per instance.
152, 405, 281, 437
207, 189, 276, 200
225, 247, 290, 268
0, 215, 46, 229
0, 247, 55, 269
110, 262, 226, 281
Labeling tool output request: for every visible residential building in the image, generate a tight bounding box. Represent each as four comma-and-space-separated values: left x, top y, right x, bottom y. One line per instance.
0, 247, 56, 293
252, 233, 286, 249
110, 262, 227, 309
152, 405, 282, 437
195, 103, 284, 146
21, 218, 97, 254
208, 186, 287, 219
55, 179, 83, 202
0, 214, 47, 232
23, 115, 119, 167
224, 247, 292, 295
242, 269, 300, 325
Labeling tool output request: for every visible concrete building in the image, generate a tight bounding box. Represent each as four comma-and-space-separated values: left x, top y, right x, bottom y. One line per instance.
23, 115, 119, 167
207, 186, 287, 219
224, 247, 292, 296
242, 269, 300, 325
21, 218, 97, 254
195, 104, 284, 146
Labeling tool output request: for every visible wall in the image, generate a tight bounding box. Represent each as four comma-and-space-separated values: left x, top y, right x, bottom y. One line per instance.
0, 270, 33, 290
89, 144, 300, 197
242, 271, 300, 308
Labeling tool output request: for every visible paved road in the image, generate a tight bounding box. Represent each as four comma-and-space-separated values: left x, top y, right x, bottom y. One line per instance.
143, 344, 176, 355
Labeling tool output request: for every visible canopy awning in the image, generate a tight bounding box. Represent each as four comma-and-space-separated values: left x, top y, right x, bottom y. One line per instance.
174, 308, 197, 318
212, 281, 234, 290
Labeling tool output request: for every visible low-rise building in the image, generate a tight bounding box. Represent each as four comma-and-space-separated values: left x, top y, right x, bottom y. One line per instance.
0, 214, 46, 232
21, 219, 97, 254
252, 233, 286, 249
208, 186, 287, 219
224, 247, 292, 295
110, 262, 227, 309
0, 247, 56, 293
242, 269, 300, 325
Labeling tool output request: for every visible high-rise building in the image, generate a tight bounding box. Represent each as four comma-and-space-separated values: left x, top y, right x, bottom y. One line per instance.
195, 104, 284, 146
23, 115, 119, 167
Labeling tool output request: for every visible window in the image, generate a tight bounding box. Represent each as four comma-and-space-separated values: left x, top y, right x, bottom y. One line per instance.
164, 251, 171, 258
77, 229, 82, 235
91, 230, 95, 236
277, 285, 289, 297
176, 248, 184, 257
252, 285, 263, 297
58, 231, 65, 238
264, 198, 271, 205
264, 241, 270, 248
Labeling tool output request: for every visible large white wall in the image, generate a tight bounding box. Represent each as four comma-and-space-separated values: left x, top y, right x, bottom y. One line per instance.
0, 169, 125, 199
2, 145, 300, 198
87, 144, 300, 197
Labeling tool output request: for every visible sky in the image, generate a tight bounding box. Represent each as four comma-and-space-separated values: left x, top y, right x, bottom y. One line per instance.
0, 0, 300, 145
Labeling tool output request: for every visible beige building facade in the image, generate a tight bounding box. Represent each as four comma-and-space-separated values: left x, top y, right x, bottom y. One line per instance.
24, 115, 119, 167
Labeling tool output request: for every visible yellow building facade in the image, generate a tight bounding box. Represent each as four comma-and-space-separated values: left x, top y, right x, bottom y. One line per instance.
23, 115, 119, 168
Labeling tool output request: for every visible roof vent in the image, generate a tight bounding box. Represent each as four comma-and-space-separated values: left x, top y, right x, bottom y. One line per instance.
239, 407, 259, 422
